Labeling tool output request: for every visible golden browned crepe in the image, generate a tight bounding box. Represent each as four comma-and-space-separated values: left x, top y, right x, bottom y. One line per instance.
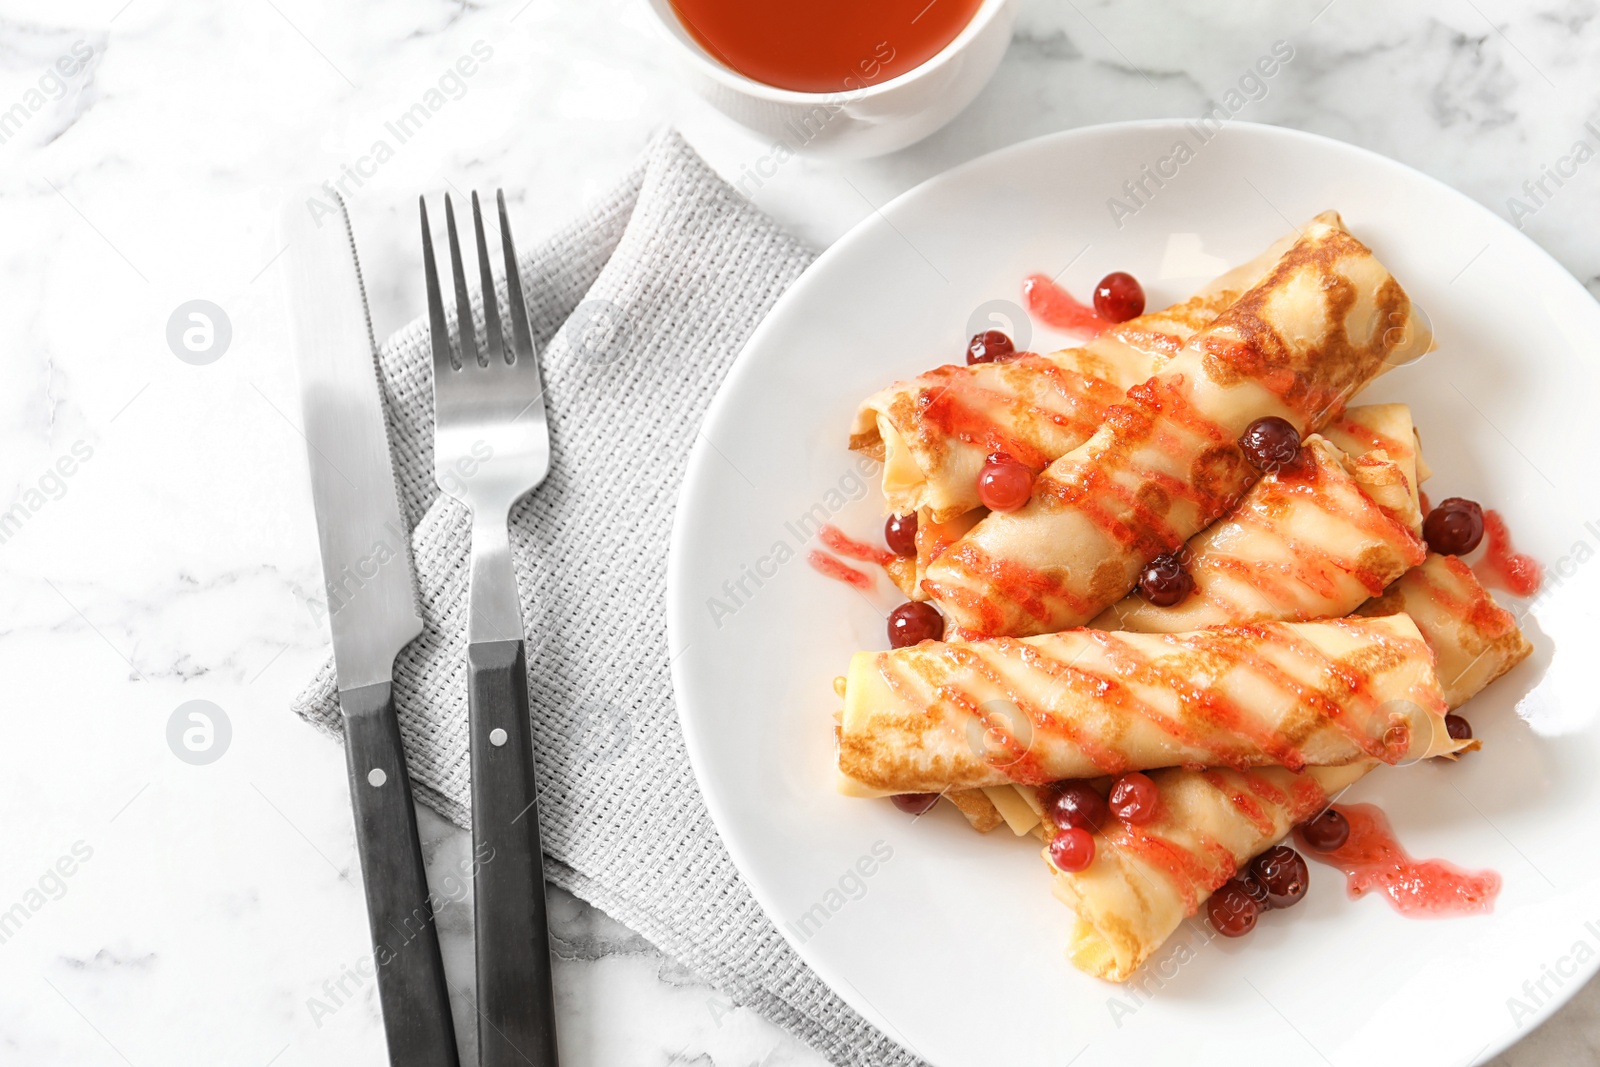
1050, 556, 1530, 982
851, 231, 1302, 523
923, 214, 1427, 637
1092, 405, 1426, 633
835, 614, 1461, 797
886, 507, 984, 602
1357, 553, 1533, 707
1055, 762, 1368, 982
1320, 404, 1428, 536
945, 403, 1428, 832
943, 787, 1007, 834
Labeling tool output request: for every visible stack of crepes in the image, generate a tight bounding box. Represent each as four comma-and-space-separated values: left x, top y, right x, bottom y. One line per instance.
835, 213, 1532, 982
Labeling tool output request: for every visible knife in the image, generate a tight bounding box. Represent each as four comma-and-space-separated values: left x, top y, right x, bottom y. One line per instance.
279, 191, 460, 1067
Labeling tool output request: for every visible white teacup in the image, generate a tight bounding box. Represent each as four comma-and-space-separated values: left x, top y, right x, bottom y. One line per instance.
644, 0, 1018, 159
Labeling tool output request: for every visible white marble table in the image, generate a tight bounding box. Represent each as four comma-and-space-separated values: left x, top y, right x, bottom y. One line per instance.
1, 0, 1596, 1063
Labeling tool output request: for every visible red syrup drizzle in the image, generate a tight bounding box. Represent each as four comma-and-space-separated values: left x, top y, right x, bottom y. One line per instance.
1022, 274, 1113, 336
1212, 450, 1426, 611
1477, 509, 1543, 597
818, 523, 896, 567
915, 361, 1116, 465
896, 619, 1419, 789
808, 550, 873, 590
916, 375, 1042, 467
944, 624, 988, 642
1296, 803, 1501, 917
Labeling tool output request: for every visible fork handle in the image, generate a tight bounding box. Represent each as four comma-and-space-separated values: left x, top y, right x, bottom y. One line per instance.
340, 681, 461, 1067
467, 639, 561, 1067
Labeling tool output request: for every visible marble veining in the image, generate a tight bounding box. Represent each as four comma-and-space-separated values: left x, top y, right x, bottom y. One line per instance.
1, 0, 1597, 1063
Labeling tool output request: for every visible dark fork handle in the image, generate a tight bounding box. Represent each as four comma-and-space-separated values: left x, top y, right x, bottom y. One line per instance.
340, 681, 461, 1067
467, 639, 561, 1067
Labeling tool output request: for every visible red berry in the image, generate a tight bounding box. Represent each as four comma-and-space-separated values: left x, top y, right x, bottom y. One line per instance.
1239, 416, 1301, 472
1138, 552, 1193, 607
1044, 780, 1110, 833
887, 601, 944, 648
1207, 880, 1263, 937
1300, 808, 1350, 852
891, 793, 939, 815
1423, 497, 1485, 556
1237, 870, 1272, 908
885, 512, 917, 557
967, 330, 1016, 365
1445, 713, 1472, 742
1250, 845, 1309, 908
1109, 772, 1159, 825
977, 453, 1033, 511
1093, 272, 1145, 323
1048, 827, 1096, 872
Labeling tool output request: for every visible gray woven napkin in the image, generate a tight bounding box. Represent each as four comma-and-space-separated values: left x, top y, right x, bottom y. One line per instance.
293, 130, 920, 1067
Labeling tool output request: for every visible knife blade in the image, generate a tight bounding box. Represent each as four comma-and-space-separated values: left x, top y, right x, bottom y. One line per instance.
279, 190, 460, 1067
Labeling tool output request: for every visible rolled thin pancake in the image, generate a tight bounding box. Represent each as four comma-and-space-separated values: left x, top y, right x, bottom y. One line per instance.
1357, 553, 1532, 708
1092, 404, 1426, 633
835, 614, 1462, 797
915, 407, 1424, 611
947, 403, 1428, 832
851, 229, 1303, 523
923, 214, 1429, 637
1049, 555, 1530, 982
1320, 404, 1428, 536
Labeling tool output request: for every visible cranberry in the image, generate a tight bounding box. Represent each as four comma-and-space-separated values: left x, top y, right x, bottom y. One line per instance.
1207, 880, 1263, 937
885, 512, 917, 557
1044, 780, 1110, 833
1445, 713, 1473, 742
1109, 772, 1159, 825
1239, 416, 1301, 472
977, 452, 1033, 511
891, 793, 939, 815
966, 330, 1016, 365
1093, 272, 1145, 323
1048, 827, 1096, 872
1300, 808, 1350, 852
1250, 845, 1309, 908
1138, 552, 1194, 607
1237, 870, 1272, 908
1423, 497, 1485, 556
887, 601, 944, 648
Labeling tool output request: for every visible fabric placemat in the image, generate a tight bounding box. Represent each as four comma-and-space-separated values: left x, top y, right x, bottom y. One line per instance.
293, 129, 922, 1067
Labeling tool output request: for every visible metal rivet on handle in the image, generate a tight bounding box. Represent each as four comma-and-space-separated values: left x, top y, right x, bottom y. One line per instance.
489, 728, 507, 747
368, 768, 387, 787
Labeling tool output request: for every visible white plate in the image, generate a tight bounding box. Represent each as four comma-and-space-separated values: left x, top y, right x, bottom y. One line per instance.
667, 121, 1600, 1067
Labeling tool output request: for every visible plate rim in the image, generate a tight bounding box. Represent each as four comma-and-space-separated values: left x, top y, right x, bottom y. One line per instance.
666, 117, 1600, 1066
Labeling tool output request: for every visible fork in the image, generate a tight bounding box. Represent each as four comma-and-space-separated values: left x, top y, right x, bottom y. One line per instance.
421, 190, 560, 1067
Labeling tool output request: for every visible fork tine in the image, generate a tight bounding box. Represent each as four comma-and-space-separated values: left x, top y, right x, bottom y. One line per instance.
419, 197, 456, 375
471, 191, 507, 365
444, 193, 481, 368
497, 190, 535, 363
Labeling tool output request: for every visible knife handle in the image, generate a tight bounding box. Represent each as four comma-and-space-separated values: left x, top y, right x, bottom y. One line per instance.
340, 681, 462, 1067
467, 639, 561, 1067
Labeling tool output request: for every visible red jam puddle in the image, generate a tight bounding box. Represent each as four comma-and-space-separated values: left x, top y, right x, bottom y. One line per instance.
1478, 508, 1542, 597
1022, 273, 1111, 336
810, 524, 899, 589
1296, 803, 1501, 917
807, 550, 873, 590
819, 523, 895, 567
